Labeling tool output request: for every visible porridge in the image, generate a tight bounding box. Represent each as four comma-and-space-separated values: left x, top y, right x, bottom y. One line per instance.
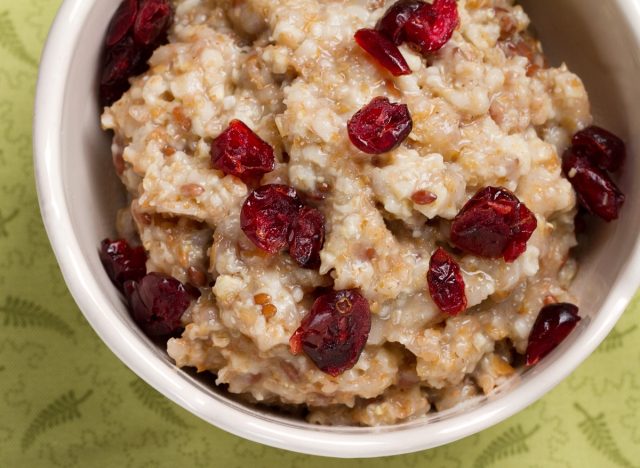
98, 0, 625, 426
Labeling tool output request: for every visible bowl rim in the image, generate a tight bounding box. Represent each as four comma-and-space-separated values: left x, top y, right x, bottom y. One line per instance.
33, 0, 640, 458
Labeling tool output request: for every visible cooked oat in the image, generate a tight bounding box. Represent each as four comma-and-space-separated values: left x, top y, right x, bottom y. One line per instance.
102, 0, 588, 425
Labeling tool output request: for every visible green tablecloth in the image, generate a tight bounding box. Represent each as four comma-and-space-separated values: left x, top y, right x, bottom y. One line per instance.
2, 1, 639, 466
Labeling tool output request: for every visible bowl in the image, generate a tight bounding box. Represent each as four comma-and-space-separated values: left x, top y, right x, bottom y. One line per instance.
33, 0, 640, 458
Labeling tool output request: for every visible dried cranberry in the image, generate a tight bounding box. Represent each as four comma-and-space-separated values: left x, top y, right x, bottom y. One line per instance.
376, 0, 424, 44
562, 148, 625, 222
99, 238, 147, 290
525, 302, 581, 366
288, 207, 325, 269
100, 36, 145, 107
210, 120, 275, 184
124, 272, 196, 337
572, 126, 626, 172
404, 0, 459, 55
450, 187, 537, 262
427, 247, 467, 315
240, 184, 303, 253
289, 289, 371, 377
133, 0, 173, 46
105, 0, 138, 47
347, 97, 413, 154
100, 0, 174, 106
354, 28, 411, 76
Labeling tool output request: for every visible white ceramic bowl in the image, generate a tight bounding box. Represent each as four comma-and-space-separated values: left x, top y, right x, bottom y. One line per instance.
34, 0, 640, 458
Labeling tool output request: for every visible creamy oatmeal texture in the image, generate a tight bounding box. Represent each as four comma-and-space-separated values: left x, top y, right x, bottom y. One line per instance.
101, 0, 589, 425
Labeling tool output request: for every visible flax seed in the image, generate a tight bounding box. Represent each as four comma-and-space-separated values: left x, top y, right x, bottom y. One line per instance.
254, 293, 271, 305
262, 303, 277, 319
411, 190, 438, 205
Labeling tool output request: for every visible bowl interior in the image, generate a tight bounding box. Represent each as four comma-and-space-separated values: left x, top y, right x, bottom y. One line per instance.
39, 0, 640, 458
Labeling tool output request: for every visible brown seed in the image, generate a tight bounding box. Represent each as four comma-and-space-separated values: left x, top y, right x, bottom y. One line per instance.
254, 293, 272, 305
262, 303, 277, 319
491, 354, 515, 376
162, 145, 176, 157
543, 295, 558, 305
113, 151, 125, 175
187, 266, 207, 288
180, 183, 205, 197
172, 106, 192, 132
411, 190, 438, 205
526, 63, 541, 77
495, 7, 517, 39
280, 361, 300, 381
489, 100, 506, 127
371, 155, 384, 167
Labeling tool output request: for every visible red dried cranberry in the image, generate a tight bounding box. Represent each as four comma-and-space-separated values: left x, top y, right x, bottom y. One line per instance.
100, 35, 145, 106
525, 302, 581, 366
347, 97, 413, 154
450, 187, 537, 262
124, 272, 196, 337
105, 0, 138, 47
133, 0, 173, 46
427, 247, 467, 315
354, 28, 411, 76
210, 120, 275, 184
100, 0, 174, 106
99, 238, 147, 290
562, 148, 625, 222
404, 0, 459, 55
288, 207, 325, 269
240, 184, 302, 253
572, 126, 626, 172
376, 0, 424, 44
289, 289, 371, 377
106, 0, 138, 47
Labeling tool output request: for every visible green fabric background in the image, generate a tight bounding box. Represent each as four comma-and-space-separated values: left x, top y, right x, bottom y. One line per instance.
1, 0, 639, 466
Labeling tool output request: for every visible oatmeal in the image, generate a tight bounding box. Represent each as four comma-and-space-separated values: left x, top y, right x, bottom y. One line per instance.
99, 0, 625, 426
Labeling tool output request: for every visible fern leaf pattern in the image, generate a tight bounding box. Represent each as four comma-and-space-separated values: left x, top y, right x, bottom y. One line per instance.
0, 296, 75, 339
597, 325, 638, 353
130, 379, 190, 428
575, 403, 635, 467
0, 11, 37, 68
473, 424, 540, 468
0, 209, 18, 237
21, 390, 93, 450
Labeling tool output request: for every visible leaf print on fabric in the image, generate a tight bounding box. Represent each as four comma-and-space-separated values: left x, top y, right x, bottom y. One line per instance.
575, 403, 635, 467
0, 209, 19, 237
0, 11, 37, 68
21, 390, 93, 450
473, 424, 540, 468
130, 378, 190, 428
597, 325, 638, 353
0, 296, 75, 339
622, 395, 640, 444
